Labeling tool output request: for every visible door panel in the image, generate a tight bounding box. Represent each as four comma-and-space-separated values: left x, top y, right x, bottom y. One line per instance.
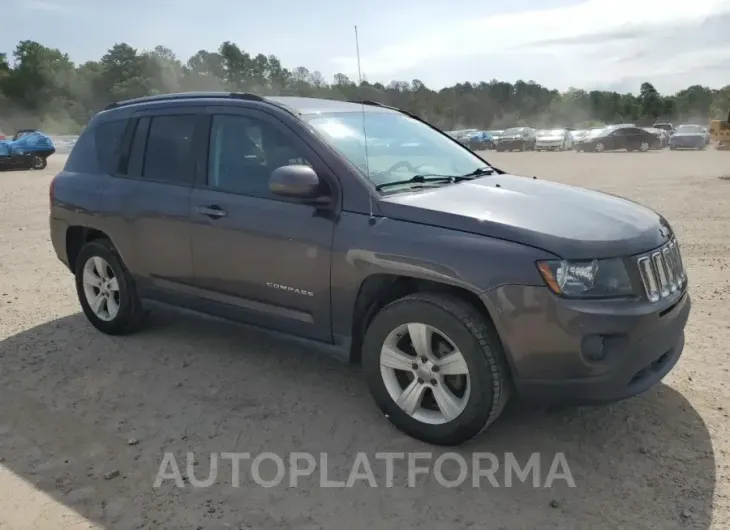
190, 190, 334, 338
189, 108, 336, 341
103, 178, 194, 284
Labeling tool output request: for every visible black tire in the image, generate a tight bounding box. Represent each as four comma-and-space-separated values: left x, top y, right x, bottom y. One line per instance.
30, 155, 47, 170
362, 293, 511, 446
75, 239, 146, 335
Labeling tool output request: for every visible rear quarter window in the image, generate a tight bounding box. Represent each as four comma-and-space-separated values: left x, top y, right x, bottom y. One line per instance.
95, 119, 129, 175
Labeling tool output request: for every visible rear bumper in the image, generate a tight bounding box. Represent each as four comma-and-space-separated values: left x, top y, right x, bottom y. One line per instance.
481, 285, 691, 405
50, 216, 70, 269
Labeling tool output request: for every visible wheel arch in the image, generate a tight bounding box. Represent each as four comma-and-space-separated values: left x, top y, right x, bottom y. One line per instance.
348, 273, 505, 366
65, 226, 112, 272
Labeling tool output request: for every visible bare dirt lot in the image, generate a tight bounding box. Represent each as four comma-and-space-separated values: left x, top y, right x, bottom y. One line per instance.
0, 150, 728, 530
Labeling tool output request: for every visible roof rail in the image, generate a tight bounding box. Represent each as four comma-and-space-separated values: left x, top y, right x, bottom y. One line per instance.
348, 99, 402, 112
104, 91, 265, 110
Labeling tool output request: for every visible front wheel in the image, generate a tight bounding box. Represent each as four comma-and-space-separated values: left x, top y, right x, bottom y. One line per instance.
362, 293, 511, 446
639, 141, 650, 152
595, 142, 605, 152
75, 239, 147, 335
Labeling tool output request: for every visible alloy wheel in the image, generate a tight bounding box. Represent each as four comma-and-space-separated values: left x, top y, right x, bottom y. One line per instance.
82, 256, 120, 321
379, 323, 471, 425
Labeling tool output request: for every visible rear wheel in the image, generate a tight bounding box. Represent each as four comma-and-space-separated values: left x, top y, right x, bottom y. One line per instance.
595, 142, 605, 152
30, 155, 46, 170
362, 293, 511, 446
75, 239, 146, 335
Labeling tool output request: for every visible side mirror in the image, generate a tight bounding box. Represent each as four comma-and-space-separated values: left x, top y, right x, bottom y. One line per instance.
269, 164, 329, 204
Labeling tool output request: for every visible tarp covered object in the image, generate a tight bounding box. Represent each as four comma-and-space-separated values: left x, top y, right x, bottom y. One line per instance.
0, 131, 55, 157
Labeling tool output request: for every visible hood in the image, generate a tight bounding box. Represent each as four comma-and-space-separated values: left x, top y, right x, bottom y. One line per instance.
500, 135, 525, 141
672, 132, 705, 138
379, 174, 670, 260
537, 135, 562, 141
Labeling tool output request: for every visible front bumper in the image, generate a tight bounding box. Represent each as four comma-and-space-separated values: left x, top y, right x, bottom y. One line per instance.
497, 140, 526, 150
535, 142, 562, 150
481, 284, 691, 404
670, 137, 704, 149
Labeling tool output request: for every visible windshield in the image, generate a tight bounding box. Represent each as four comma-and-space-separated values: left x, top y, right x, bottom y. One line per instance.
488, 130, 503, 136
307, 112, 489, 190
589, 128, 607, 137
503, 127, 524, 136
676, 125, 704, 134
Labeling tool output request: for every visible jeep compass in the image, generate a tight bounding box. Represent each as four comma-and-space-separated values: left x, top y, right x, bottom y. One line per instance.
49, 92, 691, 446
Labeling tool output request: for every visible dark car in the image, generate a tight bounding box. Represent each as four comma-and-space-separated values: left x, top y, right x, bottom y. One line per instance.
495, 127, 536, 151
669, 124, 709, 150
574, 125, 660, 152
0, 128, 56, 170
49, 92, 690, 446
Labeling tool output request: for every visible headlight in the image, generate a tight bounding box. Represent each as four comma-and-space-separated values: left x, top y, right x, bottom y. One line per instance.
537, 258, 633, 298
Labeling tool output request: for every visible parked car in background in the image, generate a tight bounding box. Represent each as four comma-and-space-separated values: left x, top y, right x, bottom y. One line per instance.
535, 128, 573, 151
0, 128, 56, 170
574, 125, 660, 152
488, 130, 504, 144
570, 129, 588, 144
669, 124, 710, 150
495, 127, 536, 151
642, 128, 667, 149
462, 130, 494, 150
653, 123, 675, 136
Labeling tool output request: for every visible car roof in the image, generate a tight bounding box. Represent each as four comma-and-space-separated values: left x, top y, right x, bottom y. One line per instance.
102, 92, 400, 117
267, 96, 400, 115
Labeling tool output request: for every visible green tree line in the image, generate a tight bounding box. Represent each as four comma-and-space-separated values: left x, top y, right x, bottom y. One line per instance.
1, 39, 729, 134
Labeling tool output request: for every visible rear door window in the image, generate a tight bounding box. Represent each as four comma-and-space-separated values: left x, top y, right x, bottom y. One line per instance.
141, 115, 197, 186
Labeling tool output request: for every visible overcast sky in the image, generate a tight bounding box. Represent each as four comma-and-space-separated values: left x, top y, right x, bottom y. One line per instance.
3, 0, 730, 94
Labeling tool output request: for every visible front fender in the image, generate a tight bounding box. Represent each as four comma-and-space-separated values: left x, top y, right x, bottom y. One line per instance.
330, 213, 557, 341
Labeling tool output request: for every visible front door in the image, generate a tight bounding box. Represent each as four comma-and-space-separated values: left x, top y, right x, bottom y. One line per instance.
189, 107, 337, 341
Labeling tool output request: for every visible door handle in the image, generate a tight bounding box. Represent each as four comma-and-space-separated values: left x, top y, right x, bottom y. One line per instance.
196, 205, 228, 219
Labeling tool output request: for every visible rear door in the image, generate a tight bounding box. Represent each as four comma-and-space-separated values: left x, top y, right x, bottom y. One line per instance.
101, 107, 207, 291
623, 127, 645, 150
607, 128, 627, 150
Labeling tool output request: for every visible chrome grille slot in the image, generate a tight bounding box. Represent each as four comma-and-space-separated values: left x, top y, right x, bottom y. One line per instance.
662, 247, 677, 292
652, 252, 670, 298
637, 238, 686, 303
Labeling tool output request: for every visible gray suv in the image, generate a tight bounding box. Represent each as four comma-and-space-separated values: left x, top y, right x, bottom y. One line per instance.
50, 92, 691, 446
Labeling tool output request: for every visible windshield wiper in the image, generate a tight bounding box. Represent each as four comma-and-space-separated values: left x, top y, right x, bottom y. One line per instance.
375, 168, 494, 191
375, 174, 457, 191
460, 166, 494, 177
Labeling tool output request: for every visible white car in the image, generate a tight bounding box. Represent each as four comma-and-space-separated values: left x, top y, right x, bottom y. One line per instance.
535, 128, 573, 151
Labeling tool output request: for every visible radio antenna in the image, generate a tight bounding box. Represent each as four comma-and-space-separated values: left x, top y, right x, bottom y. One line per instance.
354, 25, 375, 224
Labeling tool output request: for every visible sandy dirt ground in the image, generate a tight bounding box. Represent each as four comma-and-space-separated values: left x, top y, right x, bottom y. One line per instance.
0, 150, 728, 530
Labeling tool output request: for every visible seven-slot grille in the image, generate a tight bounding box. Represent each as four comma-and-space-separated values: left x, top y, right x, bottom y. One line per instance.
637, 239, 686, 303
